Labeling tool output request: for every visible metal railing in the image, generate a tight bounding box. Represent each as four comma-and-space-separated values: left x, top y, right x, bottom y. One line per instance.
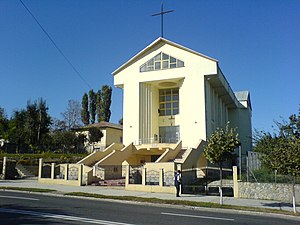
135, 137, 179, 145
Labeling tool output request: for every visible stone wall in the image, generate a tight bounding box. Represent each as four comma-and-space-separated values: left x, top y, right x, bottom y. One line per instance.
238, 182, 300, 203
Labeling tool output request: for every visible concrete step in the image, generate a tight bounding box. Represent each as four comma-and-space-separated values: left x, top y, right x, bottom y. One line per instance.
98, 179, 125, 186
175, 148, 187, 159
15, 164, 35, 178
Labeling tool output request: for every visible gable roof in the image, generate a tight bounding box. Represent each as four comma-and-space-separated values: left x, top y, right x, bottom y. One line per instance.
112, 37, 218, 75
74, 122, 123, 131
88, 122, 123, 130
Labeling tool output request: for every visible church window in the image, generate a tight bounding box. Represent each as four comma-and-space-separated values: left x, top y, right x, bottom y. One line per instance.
159, 88, 179, 116
140, 52, 184, 72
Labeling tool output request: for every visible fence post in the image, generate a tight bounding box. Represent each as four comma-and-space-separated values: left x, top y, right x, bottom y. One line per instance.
159, 168, 164, 187
233, 166, 239, 198
2, 157, 7, 180
78, 164, 83, 186
51, 163, 55, 179
125, 165, 129, 186
38, 158, 43, 180
142, 168, 146, 185
64, 164, 68, 181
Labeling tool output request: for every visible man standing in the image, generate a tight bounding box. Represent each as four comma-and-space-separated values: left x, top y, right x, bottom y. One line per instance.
174, 170, 182, 197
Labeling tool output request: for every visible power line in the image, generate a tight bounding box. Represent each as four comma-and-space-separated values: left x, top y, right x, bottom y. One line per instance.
19, 0, 92, 89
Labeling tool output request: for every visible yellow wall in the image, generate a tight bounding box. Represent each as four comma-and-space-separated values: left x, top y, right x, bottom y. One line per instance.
106, 128, 123, 146
114, 40, 217, 148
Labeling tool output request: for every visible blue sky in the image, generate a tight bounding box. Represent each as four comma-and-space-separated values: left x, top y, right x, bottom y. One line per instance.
0, 0, 299, 132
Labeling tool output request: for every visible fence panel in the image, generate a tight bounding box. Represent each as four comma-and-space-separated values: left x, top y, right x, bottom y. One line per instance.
146, 170, 159, 185
129, 165, 142, 184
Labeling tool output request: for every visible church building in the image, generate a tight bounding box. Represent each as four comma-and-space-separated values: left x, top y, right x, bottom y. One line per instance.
78, 37, 252, 192
113, 37, 251, 152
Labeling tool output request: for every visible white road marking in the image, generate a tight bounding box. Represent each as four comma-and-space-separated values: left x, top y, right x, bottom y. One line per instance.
0, 208, 135, 225
161, 212, 235, 221
0, 195, 39, 201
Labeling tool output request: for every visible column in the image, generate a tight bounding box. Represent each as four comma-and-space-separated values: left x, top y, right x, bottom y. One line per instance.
142, 168, 146, 185
233, 166, 239, 198
2, 157, 7, 180
38, 158, 43, 180
78, 164, 83, 186
159, 168, 164, 187
51, 163, 56, 179
64, 164, 68, 181
125, 165, 129, 186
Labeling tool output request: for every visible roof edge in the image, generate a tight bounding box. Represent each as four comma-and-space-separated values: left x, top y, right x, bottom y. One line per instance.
112, 37, 218, 75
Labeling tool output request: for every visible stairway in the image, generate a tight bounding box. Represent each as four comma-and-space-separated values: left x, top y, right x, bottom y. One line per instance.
15, 164, 35, 178
175, 148, 187, 160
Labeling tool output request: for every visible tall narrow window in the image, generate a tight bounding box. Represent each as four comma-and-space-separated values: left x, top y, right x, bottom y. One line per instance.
159, 88, 179, 116
140, 52, 184, 72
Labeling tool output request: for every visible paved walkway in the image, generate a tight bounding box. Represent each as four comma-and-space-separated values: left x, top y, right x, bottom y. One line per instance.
0, 178, 299, 213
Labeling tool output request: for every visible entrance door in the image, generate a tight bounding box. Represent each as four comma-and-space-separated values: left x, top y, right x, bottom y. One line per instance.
159, 126, 180, 143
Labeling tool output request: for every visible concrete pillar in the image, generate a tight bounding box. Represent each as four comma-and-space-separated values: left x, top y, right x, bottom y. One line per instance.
233, 166, 239, 198
142, 168, 146, 185
159, 168, 164, 187
2, 157, 7, 180
38, 158, 43, 180
64, 164, 68, 181
78, 164, 83, 186
51, 163, 56, 179
125, 165, 129, 186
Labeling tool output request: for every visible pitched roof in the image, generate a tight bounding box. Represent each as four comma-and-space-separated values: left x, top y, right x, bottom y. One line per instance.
88, 122, 123, 130
112, 37, 218, 75
74, 122, 123, 131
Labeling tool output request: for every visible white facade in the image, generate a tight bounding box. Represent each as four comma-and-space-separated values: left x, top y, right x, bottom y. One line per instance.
113, 38, 252, 153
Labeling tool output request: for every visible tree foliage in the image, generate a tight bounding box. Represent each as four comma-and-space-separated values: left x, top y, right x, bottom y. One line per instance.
204, 122, 240, 164
99, 85, 112, 122
89, 90, 96, 124
51, 130, 86, 154
1, 99, 51, 153
81, 93, 89, 126
254, 107, 300, 177
81, 85, 112, 124
0, 107, 8, 139
204, 122, 240, 205
96, 90, 101, 123
88, 127, 103, 143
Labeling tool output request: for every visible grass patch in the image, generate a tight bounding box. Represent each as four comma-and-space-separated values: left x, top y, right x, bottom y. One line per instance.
0, 186, 56, 193
65, 192, 300, 216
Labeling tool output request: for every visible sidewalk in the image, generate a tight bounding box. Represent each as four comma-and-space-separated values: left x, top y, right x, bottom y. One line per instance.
0, 177, 299, 213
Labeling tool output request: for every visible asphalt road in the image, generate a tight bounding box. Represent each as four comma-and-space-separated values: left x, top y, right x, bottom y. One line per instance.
0, 191, 299, 225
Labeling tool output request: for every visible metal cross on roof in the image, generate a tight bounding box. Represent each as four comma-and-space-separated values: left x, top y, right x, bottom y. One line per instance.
152, 3, 174, 38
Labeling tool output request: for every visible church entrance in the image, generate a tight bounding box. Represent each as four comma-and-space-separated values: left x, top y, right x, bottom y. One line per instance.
159, 126, 180, 143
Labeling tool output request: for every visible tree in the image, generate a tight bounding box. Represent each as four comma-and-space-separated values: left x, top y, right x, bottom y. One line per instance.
96, 90, 101, 123
88, 127, 103, 143
81, 93, 89, 126
204, 122, 240, 205
99, 85, 112, 122
51, 130, 85, 154
36, 98, 52, 147
61, 100, 82, 130
85, 126, 103, 151
24, 99, 51, 151
89, 90, 96, 124
7, 109, 27, 153
254, 107, 300, 213
0, 107, 8, 139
